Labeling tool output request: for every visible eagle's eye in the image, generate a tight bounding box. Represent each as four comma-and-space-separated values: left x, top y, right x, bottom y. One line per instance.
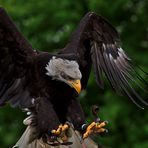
61, 72, 74, 80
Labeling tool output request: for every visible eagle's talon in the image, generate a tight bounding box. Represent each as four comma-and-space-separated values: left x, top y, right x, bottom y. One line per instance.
83, 121, 108, 139
51, 123, 69, 136
94, 127, 106, 133
96, 121, 107, 128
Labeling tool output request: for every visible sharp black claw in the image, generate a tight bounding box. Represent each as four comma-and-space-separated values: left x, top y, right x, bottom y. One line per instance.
95, 117, 100, 122
105, 129, 108, 133
104, 120, 109, 124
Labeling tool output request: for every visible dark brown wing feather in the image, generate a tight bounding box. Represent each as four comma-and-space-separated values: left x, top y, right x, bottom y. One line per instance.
0, 7, 36, 107
60, 12, 148, 109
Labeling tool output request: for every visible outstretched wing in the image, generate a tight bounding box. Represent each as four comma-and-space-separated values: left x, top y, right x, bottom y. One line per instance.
59, 12, 148, 109
0, 7, 37, 107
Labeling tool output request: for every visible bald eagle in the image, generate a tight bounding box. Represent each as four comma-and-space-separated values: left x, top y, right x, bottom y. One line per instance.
0, 7, 147, 147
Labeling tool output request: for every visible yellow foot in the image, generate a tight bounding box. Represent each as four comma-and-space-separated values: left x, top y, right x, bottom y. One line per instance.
51, 123, 69, 136
83, 121, 108, 139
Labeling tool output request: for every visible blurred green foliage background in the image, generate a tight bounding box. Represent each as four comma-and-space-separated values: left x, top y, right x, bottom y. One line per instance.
0, 0, 148, 147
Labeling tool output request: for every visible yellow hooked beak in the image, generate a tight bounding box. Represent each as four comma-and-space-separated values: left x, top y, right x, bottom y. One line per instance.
67, 79, 81, 94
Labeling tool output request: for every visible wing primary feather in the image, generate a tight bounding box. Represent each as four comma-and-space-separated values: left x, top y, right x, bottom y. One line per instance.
91, 42, 104, 88
111, 61, 145, 109
102, 49, 121, 92
113, 58, 148, 107
100, 44, 147, 108
105, 52, 125, 93
121, 69, 148, 94
119, 79, 144, 109
130, 65, 148, 86
112, 51, 148, 107
115, 57, 148, 93
96, 47, 115, 88
92, 43, 115, 89
120, 71, 148, 106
